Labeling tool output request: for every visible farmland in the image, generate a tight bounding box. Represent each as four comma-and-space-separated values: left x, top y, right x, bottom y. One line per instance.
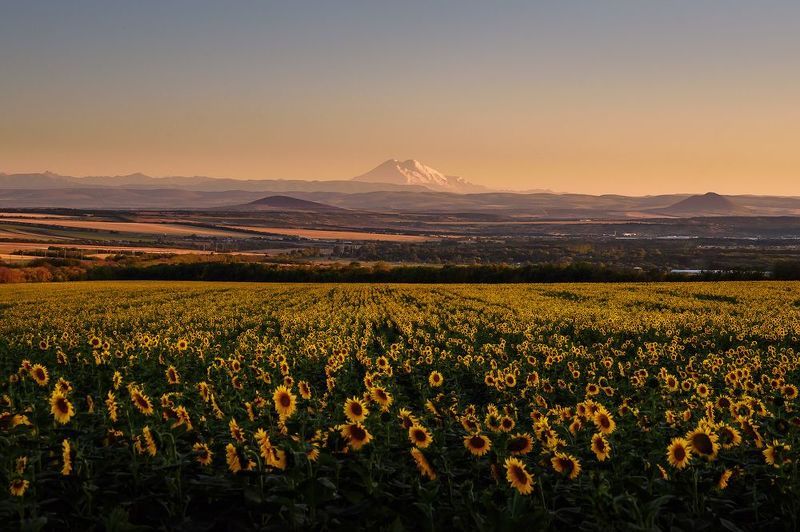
1, 281, 799, 530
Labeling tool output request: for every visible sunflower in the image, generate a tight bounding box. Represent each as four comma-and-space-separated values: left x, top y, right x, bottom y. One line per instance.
464, 433, 492, 456
307, 445, 321, 462
686, 427, 719, 460
176, 338, 188, 351
397, 413, 421, 437
15, 457, 27, 475
732, 401, 752, 420
716, 395, 732, 410
193, 442, 213, 466
267, 447, 287, 470
410, 448, 436, 480
507, 433, 534, 455
142, 426, 157, 456
50, 391, 75, 424
499, 416, 515, 432
425, 400, 439, 417
485, 413, 502, 432
226, 443, 242, 473
716, 424, 742, 449
9, 479, 29, 497
460, 415, 480, 433
591, 433, 611, 461
129, 387, 154, 416
165, 366, 180, 385
428, 371, 444, 388
30, 364, 49, 387
273, 385, 297, 420
9, 414, 30, 427
370, 387, 393, 411
298, 381, 312, 400
340, 423, 372, 450
593, 410, 616, 435
783, 384, 798, 400
763, 440, 791, 467
344, 397, 369, 422
666, 437, 692, 469
98, 392, 114, 424
504, 374, 517, 388
229, 418, 245, 443
551, 453, 582, 480
172, 405, 192, 430
409, 424, 433, 449
505, 457, 534, 494
197, 381, 211, 402
61, 439, 72, 476
254, 428, 272, 462
717, 469, 733, 489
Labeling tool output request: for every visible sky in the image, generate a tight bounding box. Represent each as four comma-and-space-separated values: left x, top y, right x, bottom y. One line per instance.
1, 1, 799, 195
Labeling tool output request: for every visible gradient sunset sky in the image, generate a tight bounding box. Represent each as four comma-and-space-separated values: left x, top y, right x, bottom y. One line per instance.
1, 1, 798, 195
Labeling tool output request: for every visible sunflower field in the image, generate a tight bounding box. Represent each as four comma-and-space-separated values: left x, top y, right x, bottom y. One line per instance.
1, 281, 799, 530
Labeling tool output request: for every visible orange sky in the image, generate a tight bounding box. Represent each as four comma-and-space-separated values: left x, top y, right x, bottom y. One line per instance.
1, 2, 798, 195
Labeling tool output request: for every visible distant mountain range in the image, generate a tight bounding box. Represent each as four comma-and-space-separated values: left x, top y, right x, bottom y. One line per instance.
0, 171, 429, 194
0, 159, 486, 194
2, 163, 800, 217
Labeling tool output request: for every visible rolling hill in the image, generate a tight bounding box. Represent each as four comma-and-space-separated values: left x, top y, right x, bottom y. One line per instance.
651, 192, 751, 217
222, 195, 346, 212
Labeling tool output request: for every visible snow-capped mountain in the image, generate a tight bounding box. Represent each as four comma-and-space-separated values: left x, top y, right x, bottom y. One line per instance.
352, 159, 487, 193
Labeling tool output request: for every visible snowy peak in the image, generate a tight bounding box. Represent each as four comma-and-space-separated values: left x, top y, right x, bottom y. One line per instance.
352, 159, 486, 193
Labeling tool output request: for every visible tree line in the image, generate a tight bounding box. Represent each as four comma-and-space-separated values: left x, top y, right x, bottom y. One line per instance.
3, 258, 800, 284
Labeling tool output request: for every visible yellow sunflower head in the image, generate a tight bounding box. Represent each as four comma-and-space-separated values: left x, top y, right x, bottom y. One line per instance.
591, 433, 611, 461
504, 457, 534, 494
50, 391, 74, 424
408, 424, 433, 449
273, 385, 297, 420
666, 437, 692, 469
507, 433, 534, 456
344, 397, 369, 422
464, 433, 492, 456
340, 423, 372, 450
410, 448, 436, 480
9, 478, 29, 497
551, 452, 582, 480
193, 442, 213, 466
30, 364, 49, 387
686, 427, 719, 460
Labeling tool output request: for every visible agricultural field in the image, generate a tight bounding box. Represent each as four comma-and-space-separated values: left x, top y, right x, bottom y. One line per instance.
1, 281, 799, 530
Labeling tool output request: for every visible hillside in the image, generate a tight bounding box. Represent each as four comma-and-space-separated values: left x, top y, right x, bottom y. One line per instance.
223, 195, 346, 212
652, 192, 751, 217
